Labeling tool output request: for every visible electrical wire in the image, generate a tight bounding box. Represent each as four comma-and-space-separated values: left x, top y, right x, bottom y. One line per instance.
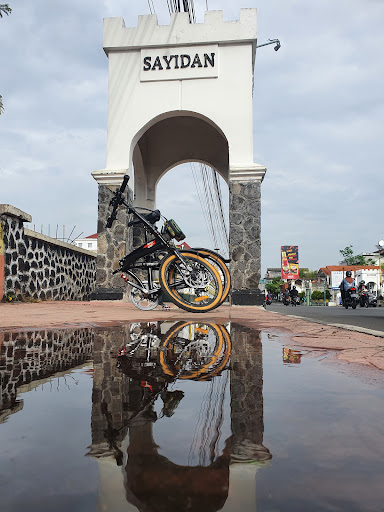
148, 0, 155, 14
159, 0, 229, 255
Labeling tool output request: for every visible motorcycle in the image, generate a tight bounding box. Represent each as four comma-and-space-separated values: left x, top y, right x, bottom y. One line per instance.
359, 291, 377, 308
283, 295, 291, 306
291, 296, 299, 306
343, 287, 358, 309
265, 296, 272, 305
367, 292, 378, 307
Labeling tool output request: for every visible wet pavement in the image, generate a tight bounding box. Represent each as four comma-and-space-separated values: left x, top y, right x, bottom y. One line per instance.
1, 314, 384, 512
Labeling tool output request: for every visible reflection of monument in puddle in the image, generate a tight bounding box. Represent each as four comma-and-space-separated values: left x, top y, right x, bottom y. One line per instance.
89, 322, 271, 511
0, 327, 93, 424
225, 323, 271, 511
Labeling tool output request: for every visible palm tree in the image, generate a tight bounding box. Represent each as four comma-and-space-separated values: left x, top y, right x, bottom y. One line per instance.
0, 4, 12, 17
0, 4, 11, 114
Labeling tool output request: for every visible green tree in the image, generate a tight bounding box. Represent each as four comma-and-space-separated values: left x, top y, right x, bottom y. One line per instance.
300, 269, 318, 279
312, 290, 331, 301
0, 4, 12, 115
339, 245, 375, 266
266, 276, 283, 296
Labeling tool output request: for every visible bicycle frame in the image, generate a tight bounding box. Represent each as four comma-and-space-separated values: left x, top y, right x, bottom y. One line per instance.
107, 176, 201, 297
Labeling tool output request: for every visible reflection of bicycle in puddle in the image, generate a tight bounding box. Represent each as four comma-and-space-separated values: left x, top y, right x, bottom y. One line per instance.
116, 321, 231, 424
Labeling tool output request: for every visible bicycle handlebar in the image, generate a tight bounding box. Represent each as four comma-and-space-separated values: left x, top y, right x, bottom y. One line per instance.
106, 175, 130, 228
120, 174, 129, 194
105, 176, 170, 248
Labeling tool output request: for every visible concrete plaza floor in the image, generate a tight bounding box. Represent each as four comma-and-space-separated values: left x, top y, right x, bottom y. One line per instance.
0, 300, 383, 374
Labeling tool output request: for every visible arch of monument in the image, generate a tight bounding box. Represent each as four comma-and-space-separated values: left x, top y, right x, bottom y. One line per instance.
91, 9, 266, 305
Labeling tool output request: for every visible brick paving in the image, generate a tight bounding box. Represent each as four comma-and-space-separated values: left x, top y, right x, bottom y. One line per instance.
0, 301, 383, 373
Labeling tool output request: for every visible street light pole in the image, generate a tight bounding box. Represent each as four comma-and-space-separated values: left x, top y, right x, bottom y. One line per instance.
256, 38, 281, 51
378, 240, 384, 297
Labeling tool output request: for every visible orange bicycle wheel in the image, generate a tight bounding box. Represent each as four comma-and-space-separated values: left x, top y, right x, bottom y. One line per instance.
191, 249, 230, 305
159, 321, 231, 381
159, 252, 223, 313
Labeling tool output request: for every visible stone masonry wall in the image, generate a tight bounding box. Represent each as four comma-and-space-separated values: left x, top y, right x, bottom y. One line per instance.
0, 205, 96, 301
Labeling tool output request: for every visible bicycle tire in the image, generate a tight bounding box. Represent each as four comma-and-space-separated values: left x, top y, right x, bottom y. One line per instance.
159, 321, 231, 380
191, 248, 231, 305
159, 252, 223, 313
127, 273, 160, 311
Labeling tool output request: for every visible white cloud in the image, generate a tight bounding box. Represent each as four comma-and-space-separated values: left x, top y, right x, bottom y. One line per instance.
1, 0, 383, 275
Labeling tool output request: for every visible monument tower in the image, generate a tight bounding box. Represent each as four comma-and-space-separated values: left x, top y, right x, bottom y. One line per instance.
92, 9, 266, 305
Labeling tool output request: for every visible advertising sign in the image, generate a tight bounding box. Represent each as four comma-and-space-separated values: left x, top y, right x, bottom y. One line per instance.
283, 348, 302, 364
281, 246, 299, 279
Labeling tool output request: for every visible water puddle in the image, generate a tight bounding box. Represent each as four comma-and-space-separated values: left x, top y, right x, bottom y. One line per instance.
0, 322, 383, 511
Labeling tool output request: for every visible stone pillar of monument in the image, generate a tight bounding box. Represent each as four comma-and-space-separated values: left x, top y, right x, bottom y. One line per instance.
90, 171, 132, 300
229, 166, 266, 306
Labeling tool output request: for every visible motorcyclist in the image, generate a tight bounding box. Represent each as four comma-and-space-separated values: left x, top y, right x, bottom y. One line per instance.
283, 288, 290, 304
358, 280, 370, 307
339, 271, 355, 305
290, 285, 299, 305
358, 280, 367, 293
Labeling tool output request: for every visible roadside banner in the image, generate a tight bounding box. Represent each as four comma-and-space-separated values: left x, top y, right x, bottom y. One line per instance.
281, 245, 299, 279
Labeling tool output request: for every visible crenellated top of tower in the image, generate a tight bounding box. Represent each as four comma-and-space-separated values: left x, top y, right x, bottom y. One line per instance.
103, 9, 257, 53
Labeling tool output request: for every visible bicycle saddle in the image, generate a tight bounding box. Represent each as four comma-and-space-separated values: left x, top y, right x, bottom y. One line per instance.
128, 209, 161, 227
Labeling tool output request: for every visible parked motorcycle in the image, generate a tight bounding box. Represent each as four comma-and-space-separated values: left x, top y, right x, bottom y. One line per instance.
344, 287, 358, 309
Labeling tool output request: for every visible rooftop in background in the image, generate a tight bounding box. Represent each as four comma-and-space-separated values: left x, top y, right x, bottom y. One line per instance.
72, 235, 191, 253
73, 234, 97, 252
319, 265, 380, 276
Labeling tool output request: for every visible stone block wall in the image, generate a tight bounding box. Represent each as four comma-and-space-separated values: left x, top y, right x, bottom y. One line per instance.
0, 205, 96, 301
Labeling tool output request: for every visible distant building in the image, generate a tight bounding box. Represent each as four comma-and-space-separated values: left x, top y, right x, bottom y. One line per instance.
176, 242, 191, 250
318, 265, 383, 299
265, 268, 281, 281
72, 235, 191, 254
360, 249, 384, 267
73, 234, 98, 252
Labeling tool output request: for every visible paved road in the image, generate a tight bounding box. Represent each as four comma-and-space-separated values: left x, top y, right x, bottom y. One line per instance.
266, 302, 384, 336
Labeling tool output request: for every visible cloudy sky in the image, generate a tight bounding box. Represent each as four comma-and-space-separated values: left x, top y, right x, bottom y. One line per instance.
1, 0, 383, 275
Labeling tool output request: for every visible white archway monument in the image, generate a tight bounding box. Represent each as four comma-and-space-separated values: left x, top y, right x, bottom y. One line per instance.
91, 9, 266, 305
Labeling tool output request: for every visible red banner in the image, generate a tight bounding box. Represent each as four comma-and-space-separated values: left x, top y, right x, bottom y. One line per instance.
281, 245, 299, 280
